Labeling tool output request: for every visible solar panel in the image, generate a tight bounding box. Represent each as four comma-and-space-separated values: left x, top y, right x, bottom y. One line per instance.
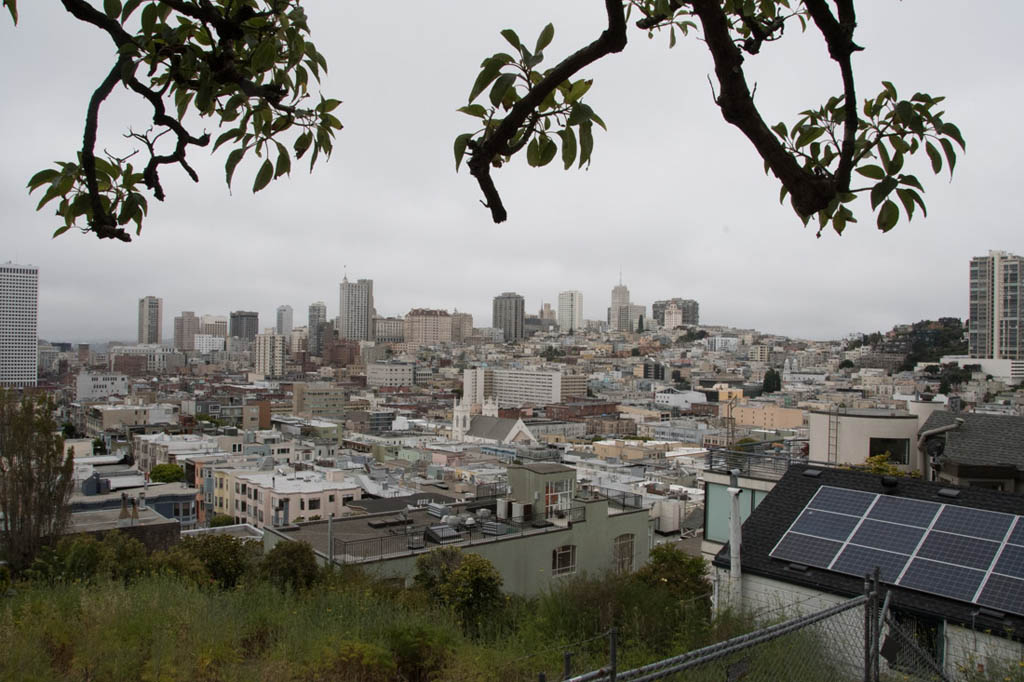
916, 531, 1000, 571
932, 505, 1014, 541
832, 545, 909, 583
766, 485, 1024, 617
978, 574, 1024, 615
808, 486, 876, 516
993, 544, 1024, 578
791, 509, 860, 542
1007, 519, 1024, 547
900, 559, 985, 603
770, 532, 843, 569
849, 519, 925, 554
867, 495, 939, 528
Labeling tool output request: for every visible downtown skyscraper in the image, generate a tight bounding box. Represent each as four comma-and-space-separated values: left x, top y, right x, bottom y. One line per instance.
138, 295, 162, 344
339, 277, 374, 341
557, 290, 583, 333
492, 292, 525, 342
0, 262, 38, 387
970, 250, 1024, 359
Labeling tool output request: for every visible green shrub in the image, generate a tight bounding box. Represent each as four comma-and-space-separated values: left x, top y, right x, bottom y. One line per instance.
386, 623, 453, 682
176, 534, 260, 588
207, 513, 235, 528
260, 540, 319, 592
149, 463, 185, 483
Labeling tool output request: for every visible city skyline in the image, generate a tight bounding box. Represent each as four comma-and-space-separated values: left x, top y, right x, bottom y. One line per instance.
3, 2, 1020, 342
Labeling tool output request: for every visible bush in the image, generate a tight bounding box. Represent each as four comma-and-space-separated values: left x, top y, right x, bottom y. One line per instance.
25, 532, 150, 585
149, 463, 184, 483
260, 541, 319, 592
208, 514, 235, 528
177, 535, 260, 589
385, 624, 453, 682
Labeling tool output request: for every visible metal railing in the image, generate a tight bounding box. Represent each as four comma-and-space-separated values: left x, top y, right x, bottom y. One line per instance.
703, 448, 805, 480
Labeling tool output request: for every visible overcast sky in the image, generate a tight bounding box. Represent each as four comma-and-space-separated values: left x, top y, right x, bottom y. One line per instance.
2, 2, 1019, 343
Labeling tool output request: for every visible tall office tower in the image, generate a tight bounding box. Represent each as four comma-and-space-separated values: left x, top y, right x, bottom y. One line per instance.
138, 296, 162, 344
493, 292, 525, 342
539, 303, 557, 321
0, 262, 39, 387
229, 311, 259, 340
173, 311, 201, 350
276, 305, 293, 336
652, 298, 700, 326
339, 277, 374, 340
608, 280, 630, 331
451, 311, 473, 342
969, 251, 1024, 359
307, 301, 327, 356
200, 314, 228, 338
558, 290, 584, 333
254, 333, 286, 378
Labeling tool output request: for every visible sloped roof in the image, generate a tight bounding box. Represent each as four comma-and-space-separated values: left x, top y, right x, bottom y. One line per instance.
466, 416, 520, 442
712, 464, 1024, 634
920, 411, 1024, 469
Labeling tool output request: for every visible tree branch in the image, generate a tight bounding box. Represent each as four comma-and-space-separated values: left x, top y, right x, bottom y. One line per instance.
690, 0, 833, 216
468, 0, 628, 223
83, 60, 133, 241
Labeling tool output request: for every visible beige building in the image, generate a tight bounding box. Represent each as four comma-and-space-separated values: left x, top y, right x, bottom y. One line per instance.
366, 362, 416, 388
293, 382, 349, 420
463, 367, 587, 407
808, 408, 922, 469
451, 311, 473, 342
85, 402, 179, 437
254, 333, 286, 378
593, 439, 684, 461
404, 309, 451, 347
726, 403, 804, 430
216, 470, 363, 527
373, 316, 405, 344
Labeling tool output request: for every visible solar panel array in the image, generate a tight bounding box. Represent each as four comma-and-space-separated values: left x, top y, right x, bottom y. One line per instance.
768, 486, 1024, 616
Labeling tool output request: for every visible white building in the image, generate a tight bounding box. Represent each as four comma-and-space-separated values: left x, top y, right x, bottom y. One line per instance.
463, 367, 587, 406
254, 333, 286, 378
339, 277, 374, 341
76, 371, 129, 400
558, 290, 584, 333
654, 388, 708, 410
366, 361, 416, 388
0, 262, 38, 387
969, 250, 1024, 359
194, 334, 226, 354
108, 344, 181, 373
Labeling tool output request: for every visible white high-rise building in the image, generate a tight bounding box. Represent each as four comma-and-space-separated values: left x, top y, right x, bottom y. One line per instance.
0, 262, 38, 387
276, 305, 293, 337
558, 290, 584, 333
339, 277, 374, 340
970, 251, 1024, 359
254, 333, 286, 378
138, 295, 162, 344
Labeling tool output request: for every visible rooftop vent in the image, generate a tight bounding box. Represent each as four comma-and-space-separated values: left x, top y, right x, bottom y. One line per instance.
937, 488, 961, 499
802, 469, 823, 478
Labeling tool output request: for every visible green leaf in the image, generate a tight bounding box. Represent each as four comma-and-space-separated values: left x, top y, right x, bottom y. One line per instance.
578, 122, 593, 168
293, 131, 313, 159
939, 138, 957, 177
941, 122, 966, 150
52, 224, 71, 238
454, 133, 473, 171
526, 137, 541, 167
925, 141, 942, 174
120, 0, 143, 21
252, 159, 274, 193
103, 0, 121, 19
252, 40, 277, 73
558, 128, 576, 170
225, 148, 245, 188
320, 98, 342, 113
771, 122, 788, 139
566, 79, 592, 104
535, 23, 554, 54
881, 81, 898, 100
537, 135, 557, 167
876, 199, 899, 232
3, 0, 17, 25
896, 188, 917, 221
500, 29, 521, 50
457, 104, 488, 119
854, 165, 885, 180
27, 168, 59, 190
274, 144, 291, 179
489, 73, 516, 107
794, 126, 824, 149
870, 177, 898, 210
469, 60, 503, 103
898, 174, 924, 192
140, 2, 158, 33
213, 128, 241, 152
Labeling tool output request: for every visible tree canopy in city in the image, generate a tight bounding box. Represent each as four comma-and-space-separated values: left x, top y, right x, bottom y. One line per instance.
7, 0, 964, 241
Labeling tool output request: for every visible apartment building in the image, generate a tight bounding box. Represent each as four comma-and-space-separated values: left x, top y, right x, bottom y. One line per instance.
404, 308, 451, 347
0, 262, 38, 387
75, 371, 129, 400
463, 367, 587, 407
366, 361, 416, 388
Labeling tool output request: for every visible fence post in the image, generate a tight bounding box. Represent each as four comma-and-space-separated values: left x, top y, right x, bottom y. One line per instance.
563, 651, 573, 680
609, 627, 618, 682
872, 570, 881, 682
864, 576, 873, 682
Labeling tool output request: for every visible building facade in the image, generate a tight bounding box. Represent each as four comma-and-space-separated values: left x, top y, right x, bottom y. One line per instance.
254, 333, 286, 378
969, 250, 1024, 359
373, 316, 405, 344
0, 262, 38, 387
339, 277, 374, 341
307, 302, 327, 356
173, 311, 200, 351
652, 298, 700, 327
464, 367, 587, 406
557, 290, 584, 333
493, 292, 525, 342
138, 295, 162, 345
229, 311, 259, 340
275, 305, 293, 337
404, 309, 451, 347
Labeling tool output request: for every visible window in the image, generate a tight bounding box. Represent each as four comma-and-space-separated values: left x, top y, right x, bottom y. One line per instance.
552, 545, 576, 576
328, 495, 335, 503
869, 438, 910, 465
544, 478, 571, 517
308, 498, 321, 511
299, 498, 305, 511
613, 534, 635, 573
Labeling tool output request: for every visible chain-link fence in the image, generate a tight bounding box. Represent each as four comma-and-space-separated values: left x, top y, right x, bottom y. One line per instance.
550, 575, 953, 682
